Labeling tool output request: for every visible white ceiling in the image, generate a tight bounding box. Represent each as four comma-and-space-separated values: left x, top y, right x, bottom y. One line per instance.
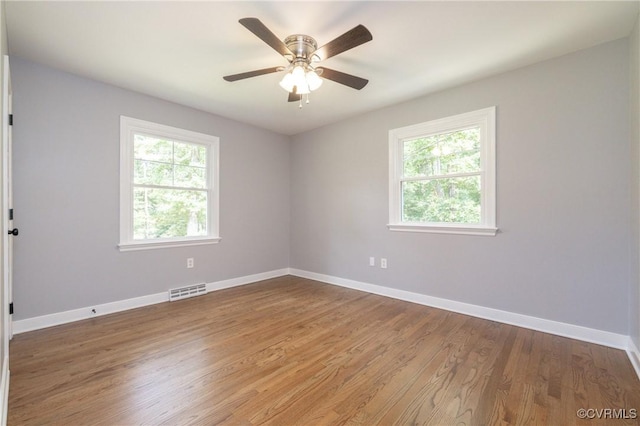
5, 1, 639, 135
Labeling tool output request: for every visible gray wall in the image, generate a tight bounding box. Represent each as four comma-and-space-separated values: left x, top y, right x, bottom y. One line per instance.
11, 57, 290, 320
631, 16, 640, 350
291, 39, 631, 334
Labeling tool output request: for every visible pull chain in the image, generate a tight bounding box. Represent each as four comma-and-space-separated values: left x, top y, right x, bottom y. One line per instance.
296, 94, 311, 109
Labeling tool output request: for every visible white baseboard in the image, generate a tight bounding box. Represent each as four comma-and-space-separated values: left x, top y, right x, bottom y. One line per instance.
13, 268, 289, 334
0, 356, 8, 426
12, 291, 168, 334
289, 268, 630, 350
628, 338, 640, 380
206, 268, 290, 292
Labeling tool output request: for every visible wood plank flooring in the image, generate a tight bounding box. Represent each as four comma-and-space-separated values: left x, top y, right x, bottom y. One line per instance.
8, 276, 640, 425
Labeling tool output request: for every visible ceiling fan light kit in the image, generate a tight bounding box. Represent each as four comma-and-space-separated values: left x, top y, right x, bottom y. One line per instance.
223, 18, 372, 108
278, 65, 322, 94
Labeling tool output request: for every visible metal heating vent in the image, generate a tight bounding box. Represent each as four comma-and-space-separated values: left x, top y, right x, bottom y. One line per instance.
169, 283, 207, 301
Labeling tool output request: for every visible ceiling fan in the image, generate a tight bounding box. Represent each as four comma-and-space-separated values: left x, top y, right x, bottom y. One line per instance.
223, 18, 373, 106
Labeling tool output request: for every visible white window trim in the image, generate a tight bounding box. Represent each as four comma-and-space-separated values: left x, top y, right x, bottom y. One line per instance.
119, 116, 220, 251
388, 107, 497, 236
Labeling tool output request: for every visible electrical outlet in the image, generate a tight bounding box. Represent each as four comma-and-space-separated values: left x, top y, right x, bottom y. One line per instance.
369, 256, 375, 267
187, 258, 194, 268
381, 258, 387, 269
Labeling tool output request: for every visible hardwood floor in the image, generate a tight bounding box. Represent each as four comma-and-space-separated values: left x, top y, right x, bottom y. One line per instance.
8, 276, 640, 425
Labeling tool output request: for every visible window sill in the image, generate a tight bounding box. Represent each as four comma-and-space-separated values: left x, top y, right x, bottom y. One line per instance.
118, 237, 221, 252
387, 223, 497, 236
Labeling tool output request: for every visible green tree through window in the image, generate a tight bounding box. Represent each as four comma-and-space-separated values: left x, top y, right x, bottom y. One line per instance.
401, 128, 481, 223
132, 135, 208, 240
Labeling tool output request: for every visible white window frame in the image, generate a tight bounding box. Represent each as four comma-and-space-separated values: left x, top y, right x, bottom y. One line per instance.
119, 116, 220, 251
388, 106, 497, 236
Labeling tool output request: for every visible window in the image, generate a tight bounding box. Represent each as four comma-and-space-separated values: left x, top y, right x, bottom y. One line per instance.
388, 107, 496, 236
119, 116, 220, 251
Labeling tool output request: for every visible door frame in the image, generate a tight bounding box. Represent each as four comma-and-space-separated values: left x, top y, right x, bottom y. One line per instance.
2, 54, 11, 345
1, 53, 12, 426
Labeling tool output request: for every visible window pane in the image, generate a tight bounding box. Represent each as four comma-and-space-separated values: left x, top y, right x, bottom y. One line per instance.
403, 128, 480, 178
174, 165, 206, 188
402, 176, 481, 223
134, 134, 173, 163
174, 142, 207, 167
133, 138, 209, 189
133, 188, 207, 240
134, 159, 173, 186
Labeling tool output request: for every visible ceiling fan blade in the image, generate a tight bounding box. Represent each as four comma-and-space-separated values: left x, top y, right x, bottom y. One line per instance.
239, 18, 293, 58
223, 67, 281, 82
288, 86, 302, 102
288, 92, 302, 102
313, 25, 372, 61
317, 67, 368, 90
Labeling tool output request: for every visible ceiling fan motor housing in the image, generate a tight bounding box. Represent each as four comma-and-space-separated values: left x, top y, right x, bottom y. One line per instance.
284, 35, 319, 63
